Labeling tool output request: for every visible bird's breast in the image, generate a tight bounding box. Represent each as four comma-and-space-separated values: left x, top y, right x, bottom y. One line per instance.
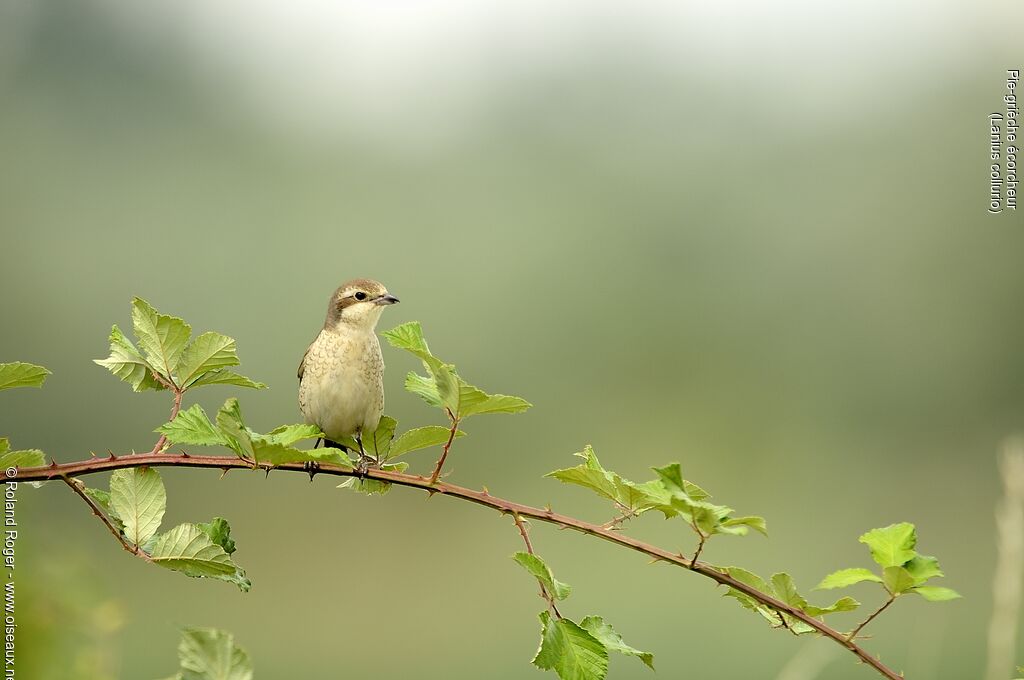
298, 329, 384, 441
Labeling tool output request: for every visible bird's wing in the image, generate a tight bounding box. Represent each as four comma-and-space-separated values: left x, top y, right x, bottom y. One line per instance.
297, 344, 311, 382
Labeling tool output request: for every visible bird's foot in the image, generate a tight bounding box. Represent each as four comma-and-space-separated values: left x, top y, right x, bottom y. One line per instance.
303, 460, 321, 481
354, 454, 380, 477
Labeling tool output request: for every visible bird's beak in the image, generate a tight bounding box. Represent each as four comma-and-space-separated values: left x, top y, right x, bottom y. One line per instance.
375, 294, 400, 305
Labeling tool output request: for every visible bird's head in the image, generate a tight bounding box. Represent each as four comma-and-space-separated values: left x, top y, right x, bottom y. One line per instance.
324, 278, 399, 331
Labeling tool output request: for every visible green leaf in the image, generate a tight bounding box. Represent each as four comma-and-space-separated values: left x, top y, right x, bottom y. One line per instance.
0, 448, 45, 469
82, 486, 124, 532
109, 468, 166, 549
769, 573, 817, 634
187, 370, 265, 390
382, 321, 434, 361
904, 555, 944, 585
803, 596, 860, 617
859, 523, 917, 568
720, 515, 768, 537
94, 325, 165, 391
458, 382, 532, 417
882, 566, 917, 594
215, 399, 255, 461
579, 616, 654, 670
404, 372, 443, 407
131, 297, 192, 385
0, 362, 51, 390
258, 424, 323, 447
547, 446, 619, 501
177, 627, 253, 680
770, 573, 808, 610
547, 446, 663, 516
150, 524, 251, 591
157, 404, 227, 446
198, 518, 236, 555
816, 568, 883, 590
383, 322, 460, 411
512, 552, 572, 601
388, 426, 464, 458
533, 611, 608, 680
363, 416, 398, 458
176, 332, 240, 388
909, 586, 961, 601
722, 567, 783, 627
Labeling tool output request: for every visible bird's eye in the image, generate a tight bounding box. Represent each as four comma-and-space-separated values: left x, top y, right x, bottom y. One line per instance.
354, 292, 367, 301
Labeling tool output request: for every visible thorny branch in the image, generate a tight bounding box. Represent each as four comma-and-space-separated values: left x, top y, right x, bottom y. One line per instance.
14, 453, 903, 680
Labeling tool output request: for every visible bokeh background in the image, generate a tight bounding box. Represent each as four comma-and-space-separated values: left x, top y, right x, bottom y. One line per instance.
2, 1, 1023, 678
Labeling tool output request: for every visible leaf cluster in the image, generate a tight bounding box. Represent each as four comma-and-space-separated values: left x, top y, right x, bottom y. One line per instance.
547, 446, 766, 541
512, 551, 653, 680
78, 468, 250, 591
817, 522, 961, 602
95, 298, 263, 393
383, 321, 531, 420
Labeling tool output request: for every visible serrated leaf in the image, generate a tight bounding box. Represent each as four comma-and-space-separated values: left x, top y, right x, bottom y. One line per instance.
131, 297, 192, 385
578, 616, 654, 670
82, 486, 125, 532
157, 404, 227, 446
177, 332, 240, 388
383, 322, 459, 411
150, 524, 251, 591
859, 523, 917, 568
382, 321, 434, 360
215, 399, 255, 461
512, 552, 572, 601
547, 446, 620, 501
404, 372, 443, 407
458, 381, 531, 417
187, 370, 265, 390
547, 446, 662, 516
909, 586, 961, 601
388, 426, 464, 458
904, 555, 943, 585
258, 423, 323, 447
720, 515, 768, 537
0, 362, 51, 390
723, 567, 783, 627
771, 573, 809, 610
769, 573, 817, 634
94, 325, 165, 391
0, 449, 45, 469
198, 518, 236, 555
882, 566, 917, 594
109, 468, 166, 549
177, 627, 253, 680
533, 611, 608, 680
816, 568, 883, 590
803, 596, 860, 616
363, 416, 397, 458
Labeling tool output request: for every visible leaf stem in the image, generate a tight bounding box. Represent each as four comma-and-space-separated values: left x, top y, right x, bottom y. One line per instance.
847, 593, 896, 642
428, 408, 460, 485
21, 455, 901, 680
149, 387, 184, 455
60, 475, 152, 562
512, 511, 562, 619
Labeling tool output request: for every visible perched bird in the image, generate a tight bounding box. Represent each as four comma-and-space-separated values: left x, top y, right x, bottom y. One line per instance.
298, 279, 399, 465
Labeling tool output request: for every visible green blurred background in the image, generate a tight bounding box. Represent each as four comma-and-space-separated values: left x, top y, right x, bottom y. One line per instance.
1, 0, 1022, 678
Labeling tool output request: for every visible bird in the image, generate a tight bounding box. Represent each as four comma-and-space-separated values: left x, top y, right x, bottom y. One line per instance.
298, 279, 399, 468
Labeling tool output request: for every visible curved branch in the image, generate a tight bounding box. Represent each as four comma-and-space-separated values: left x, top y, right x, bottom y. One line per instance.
11, 454, 901, 680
